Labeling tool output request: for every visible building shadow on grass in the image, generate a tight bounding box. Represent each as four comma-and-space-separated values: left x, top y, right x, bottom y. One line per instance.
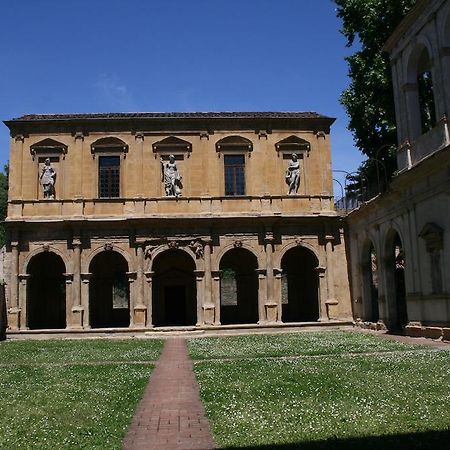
222, 429, 450, 450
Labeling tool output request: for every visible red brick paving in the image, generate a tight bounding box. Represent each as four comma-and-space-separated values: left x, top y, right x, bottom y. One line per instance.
123, 338, 215, 450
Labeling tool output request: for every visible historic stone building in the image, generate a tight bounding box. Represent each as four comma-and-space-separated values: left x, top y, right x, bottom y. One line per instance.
347, 0, 450, 338
3, 112, 352, 331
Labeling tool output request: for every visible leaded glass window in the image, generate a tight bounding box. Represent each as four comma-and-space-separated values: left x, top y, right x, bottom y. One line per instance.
99, 156, 120, 198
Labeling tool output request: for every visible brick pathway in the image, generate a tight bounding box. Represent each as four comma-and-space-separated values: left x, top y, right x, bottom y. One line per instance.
123, 338, 215, 450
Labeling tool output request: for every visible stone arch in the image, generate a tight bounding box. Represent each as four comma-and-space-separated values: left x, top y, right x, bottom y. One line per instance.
23, 246, 70, 274
83, 244, 133, 274
438, 3, 450, 47
27, 251, 67, 329
360, 238, 379, 323
274, 241, 320, 269
404, 39, 437, 137
280, 245, 320, 322
219, 247, 259, 325
147, 245, 200, 272
383, 228, 407, 330
89, 250, 130, 328
213, 242, 262, 271
151, 248, 197, 327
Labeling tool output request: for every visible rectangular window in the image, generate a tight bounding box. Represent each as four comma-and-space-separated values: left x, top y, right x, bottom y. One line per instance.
99, 156, 120, 198
224, 154, 245, 196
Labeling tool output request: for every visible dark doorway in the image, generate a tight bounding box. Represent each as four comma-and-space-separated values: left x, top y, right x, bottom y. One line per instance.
89, 251, 130, 328
27, 252, 66, 329
363, 243, 379, 323
281, 246, 319, 322
152, 250, 196, 327
164, 285, 187, 325
219, 248, 259, 324
387, 233, 407, 330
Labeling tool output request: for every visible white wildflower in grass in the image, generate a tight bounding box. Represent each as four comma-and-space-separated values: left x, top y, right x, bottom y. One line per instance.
190, 331, 450, 448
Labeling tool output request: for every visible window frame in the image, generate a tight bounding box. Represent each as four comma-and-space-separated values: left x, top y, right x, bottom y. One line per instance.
98, 154, 121, 199
224, 154, 246, 196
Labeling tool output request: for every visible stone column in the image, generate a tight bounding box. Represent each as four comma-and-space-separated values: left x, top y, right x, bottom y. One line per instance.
256, 268, 267, 324
324, 236, 338, 319
144, 271, 154, 327
14, 135, 24, 199
70, 239, 84, 329
73, 132, 84, 199
126, 272, 137, 328
133, 245, 147, 328
316, 266, 328, 320
194, 270, 205, 326
8, 240, 21, 330
80, 273, 92, 329
64, 273, 74, 329
273, 268, 283, 322
264, 236, 278, 323
202, 240, 215, 325
18, 273, 30, 330
211, 270, 222, 325
135, 132, 145, 198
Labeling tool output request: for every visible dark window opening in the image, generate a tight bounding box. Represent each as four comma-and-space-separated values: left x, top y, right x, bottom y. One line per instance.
99, 156, 120, 198
418, 71, 437, 134
224, 154, 245, 196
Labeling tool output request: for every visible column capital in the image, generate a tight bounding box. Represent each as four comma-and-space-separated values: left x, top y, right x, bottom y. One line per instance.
64, 273, 74, 284
315, 266, 326, 277
144, 271, 155, 282
14, 134, 25, 143
126, 271, 137, 282
73, 131, 85, 141
18, 273, 31, 284
81, 273, 92, 283
194, 270, 205, 280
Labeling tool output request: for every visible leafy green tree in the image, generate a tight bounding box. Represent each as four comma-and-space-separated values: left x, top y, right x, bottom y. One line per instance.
0, 165, 8, 248
335, 0, 416, 196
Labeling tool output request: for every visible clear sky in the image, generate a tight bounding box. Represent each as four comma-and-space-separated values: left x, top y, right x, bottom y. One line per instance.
0, 0, 363, 196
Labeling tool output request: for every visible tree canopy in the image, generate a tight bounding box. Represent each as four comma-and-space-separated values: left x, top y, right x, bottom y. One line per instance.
335, 0, 416, 196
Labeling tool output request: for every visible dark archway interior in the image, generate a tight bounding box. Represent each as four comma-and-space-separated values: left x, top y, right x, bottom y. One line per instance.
27, 252, 66, 329
152, 249, 197, 327
281, 246, 319, 322
219, 248, 259, 325
367, 244, 379, 323
89, 251, 130, 328
392, 233, 407, 330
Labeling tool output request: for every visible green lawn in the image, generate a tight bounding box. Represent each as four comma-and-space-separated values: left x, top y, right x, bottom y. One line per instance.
189, 331, 450, 449
0, 338, 163, 449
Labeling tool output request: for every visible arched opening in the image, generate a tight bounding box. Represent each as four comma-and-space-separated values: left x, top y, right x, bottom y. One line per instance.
416, 48, 437, 134
219, 248, 258, 324
27, 252, 66, 329
152, 249, 197, 327
280, 246, 319, 322
385, 231, 407, 330
89, 251, 130, 328
362, 242, 379, 323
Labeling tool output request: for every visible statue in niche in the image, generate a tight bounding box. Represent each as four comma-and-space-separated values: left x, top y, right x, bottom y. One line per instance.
40, 158, 56, 199
161, 154, 182, 197
285, 153, 300, 195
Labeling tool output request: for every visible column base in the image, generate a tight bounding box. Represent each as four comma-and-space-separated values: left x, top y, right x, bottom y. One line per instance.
133, 305, 148, 327
202, 304, 216, 326
264, 303, 279, 323
7, 307, 21, 330
70, 306, 85, 329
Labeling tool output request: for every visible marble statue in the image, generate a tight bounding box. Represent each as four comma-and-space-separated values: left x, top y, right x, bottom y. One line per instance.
161, 155, 182, 197
40, 158, 56, 199
285, 153, 300, 195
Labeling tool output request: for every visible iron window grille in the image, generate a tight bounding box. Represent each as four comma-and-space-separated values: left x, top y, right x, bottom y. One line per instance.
99, 155, 120, 198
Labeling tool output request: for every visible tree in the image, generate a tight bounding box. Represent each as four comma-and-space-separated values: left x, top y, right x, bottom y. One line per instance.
335, 0, 416, 196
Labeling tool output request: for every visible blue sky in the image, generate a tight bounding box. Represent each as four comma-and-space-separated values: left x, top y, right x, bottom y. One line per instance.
0, 0, 363, 195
